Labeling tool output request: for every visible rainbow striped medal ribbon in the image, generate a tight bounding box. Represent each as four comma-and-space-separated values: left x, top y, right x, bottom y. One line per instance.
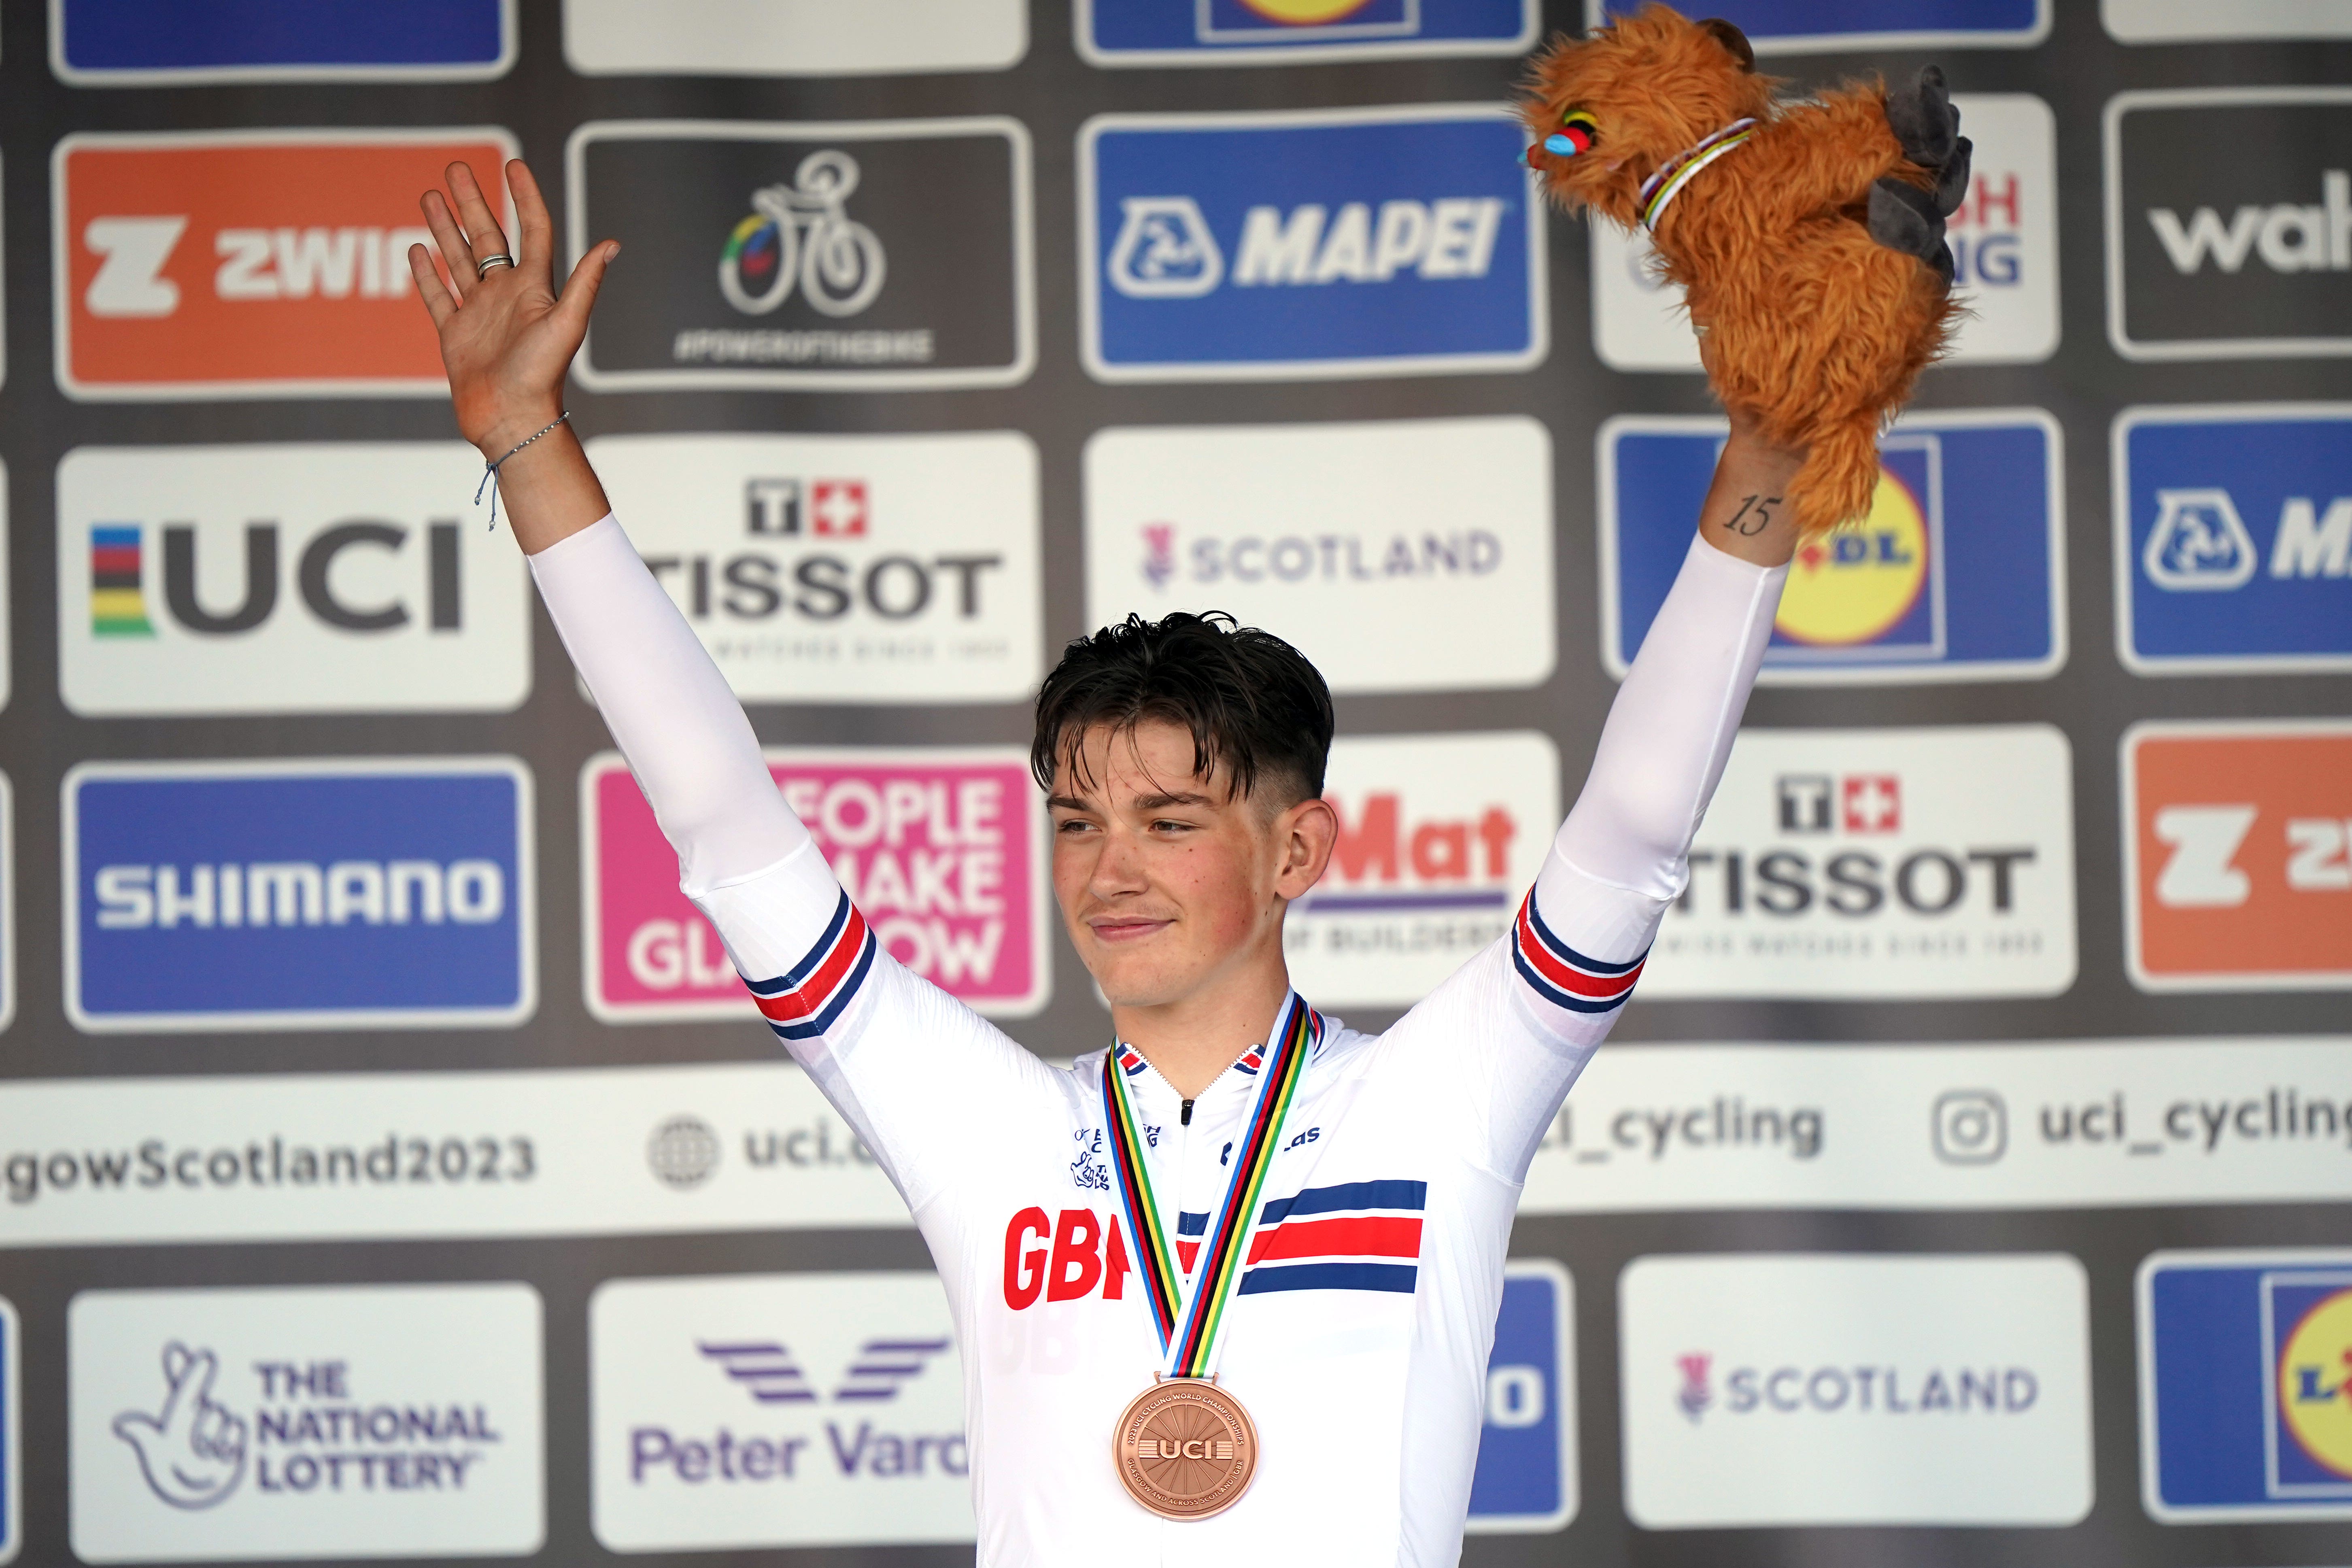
1638, 117, 1758, 234
1101, 993, 1320, 1521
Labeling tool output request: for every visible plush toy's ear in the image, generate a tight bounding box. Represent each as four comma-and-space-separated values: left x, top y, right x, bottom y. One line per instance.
1698, 17, 1755, 71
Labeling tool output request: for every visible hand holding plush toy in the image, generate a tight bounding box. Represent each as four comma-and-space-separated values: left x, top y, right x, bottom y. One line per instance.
1521, 4, 1971, 534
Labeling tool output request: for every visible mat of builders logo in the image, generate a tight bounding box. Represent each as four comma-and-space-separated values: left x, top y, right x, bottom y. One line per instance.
57, 444, 530, 717
1279, 733, 1558, 1010
1086, 416, 1552, 693
1592, 94, 2057, 371
66, 759, 534, 1032
1587, 0, 2046, 49
1466, 1260, 1576, 1532
1081, 105, 1542, 380
1621, 1254, 2090, 1528
1604, 410, 2062, 685
0, 1295, 16, 1566
1079, 0, 1534, 65
1644, 725, 2076, 999
568, 119, 1033, 391
2124, 721, 2352, 992
585, 747, 1048, 1022
585, 431, 1041, 704
53, 129, 515, 399
2113, 405, 2352, 674
589, 1272, 969, 1551
50, 0, 514, 82
564, 0, 1026, 75
2107, 88, 2352, 360
69, 1283, 542, 1563
2139, 1250, 2352, 1521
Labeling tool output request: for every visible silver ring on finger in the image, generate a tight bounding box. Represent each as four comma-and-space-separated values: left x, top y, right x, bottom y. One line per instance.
475, 253, 515, 279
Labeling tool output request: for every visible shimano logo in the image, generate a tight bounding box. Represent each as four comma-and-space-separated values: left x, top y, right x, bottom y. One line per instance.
93, 860, 505, 930
2146, 170, 2352, 276
1108, 195, 1505, 298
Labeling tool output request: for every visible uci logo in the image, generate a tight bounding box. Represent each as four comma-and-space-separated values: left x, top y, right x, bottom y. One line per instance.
88, 520, 464, 640
1775, 469, 1931, 647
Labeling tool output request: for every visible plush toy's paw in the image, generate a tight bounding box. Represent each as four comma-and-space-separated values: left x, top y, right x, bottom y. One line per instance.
1887, 65, 1960, 170
1870, 178, 1954, 283
1874, 66, 1973, 285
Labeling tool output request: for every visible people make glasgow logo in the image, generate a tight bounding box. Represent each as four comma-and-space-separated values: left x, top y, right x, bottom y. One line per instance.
1082, 106, 1541, 380
2115, 407, 2352, 673
2107, 89, 2352, 359
570, 119, 1033, 391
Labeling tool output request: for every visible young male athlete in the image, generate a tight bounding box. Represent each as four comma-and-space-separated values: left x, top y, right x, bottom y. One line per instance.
410, 158, 1803, 1564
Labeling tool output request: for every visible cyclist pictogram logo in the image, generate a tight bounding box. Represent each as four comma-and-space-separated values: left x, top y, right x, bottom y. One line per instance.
719, 150, 887, 318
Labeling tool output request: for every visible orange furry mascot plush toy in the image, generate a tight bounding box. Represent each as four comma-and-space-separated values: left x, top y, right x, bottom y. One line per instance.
1520, 5, 1971, 533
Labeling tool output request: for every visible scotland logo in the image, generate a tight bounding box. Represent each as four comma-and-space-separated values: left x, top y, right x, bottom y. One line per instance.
1081, 106, 1543, 381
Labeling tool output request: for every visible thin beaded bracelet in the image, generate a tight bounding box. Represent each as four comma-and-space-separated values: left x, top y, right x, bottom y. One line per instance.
474, 412, 571, 531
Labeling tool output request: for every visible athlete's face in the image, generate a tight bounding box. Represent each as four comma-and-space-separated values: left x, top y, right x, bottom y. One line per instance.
1047, 719, 1336, 1011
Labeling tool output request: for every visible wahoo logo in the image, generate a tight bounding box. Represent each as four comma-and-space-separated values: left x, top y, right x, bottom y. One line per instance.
1234, 1178, 1425, 1296
1082, 106, 1542, 380
89, 526, 153, 636
2107, 89, 2352, 360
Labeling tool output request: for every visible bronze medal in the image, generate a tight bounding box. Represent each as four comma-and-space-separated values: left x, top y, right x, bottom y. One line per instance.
1113, 1378, 1259, 1521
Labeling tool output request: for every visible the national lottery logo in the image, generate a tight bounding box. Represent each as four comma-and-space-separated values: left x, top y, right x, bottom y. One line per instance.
2114, 407, 2352, 674
569, 118, 1034, 391
53, 129, 516, 399
1081, 106, 1542, 380
1080, 0, 1537, 64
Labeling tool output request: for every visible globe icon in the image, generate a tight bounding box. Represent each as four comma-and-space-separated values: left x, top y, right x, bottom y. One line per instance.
647, 1115, 722, 1189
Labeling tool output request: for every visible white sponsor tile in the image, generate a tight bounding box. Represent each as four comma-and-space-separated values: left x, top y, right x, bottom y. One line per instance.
1593, 94, 2057, 371
0, 1295, 17, 1566
1643, 724, 2076, 999
564, 0, 1025, 75
69, 1283, 542, 1562
1619, 1254, 2091, 1527
591, 1272, 971, 1550
58, 444, 529, 716
586, 431, 1041, 704
1084, 416, 1553, 693
1285, 733, 1557, 1008
2103, 0, 2352, 39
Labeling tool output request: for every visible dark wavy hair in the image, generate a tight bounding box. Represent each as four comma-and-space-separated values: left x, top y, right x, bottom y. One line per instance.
1030, 611, 1335, 806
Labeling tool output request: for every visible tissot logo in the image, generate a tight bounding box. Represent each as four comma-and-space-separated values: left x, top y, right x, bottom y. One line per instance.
569, 119, 1033, 391
53, 130, 515, 398
1644, 726, 2076, 999
2114, 406, 2352, 674
1080, 0, 1535, 65
69, 1284, 544, 1563
591, 1273, 973, 1550
58, 446, 529, 716
2107, 89, 2352, 359
1081, 106, 1541, 380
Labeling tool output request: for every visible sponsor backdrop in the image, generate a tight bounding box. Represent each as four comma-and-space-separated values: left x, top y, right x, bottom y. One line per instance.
0, 2, 2346, 1565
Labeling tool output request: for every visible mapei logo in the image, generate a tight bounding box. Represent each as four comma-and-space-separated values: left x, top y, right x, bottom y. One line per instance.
569, 118, 1034, 392
2124, 721, 2352, 992
1604, 412, 2064, 685
1080, 0, 1536, 66
1585, 0, 2047, 51
2140, 1251, 2352, 1520
2107, 89, 2352, 360
2114, 406, 2352, 673
697, 1337, 952, 1404
65, 758, 535, 1032
1082, 106, 1542, 380
54, 130, 516, 398
51, 0, 514, 84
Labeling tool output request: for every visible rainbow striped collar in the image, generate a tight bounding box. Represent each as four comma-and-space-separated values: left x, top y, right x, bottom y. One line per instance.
1637, 117, 1759, 234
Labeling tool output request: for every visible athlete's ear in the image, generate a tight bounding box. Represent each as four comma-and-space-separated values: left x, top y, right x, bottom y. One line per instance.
1273, 793, 1337, 902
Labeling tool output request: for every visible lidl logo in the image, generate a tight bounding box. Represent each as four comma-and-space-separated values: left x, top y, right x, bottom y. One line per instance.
1587, 0, 2047, 50
1079, 0, 1535, 65
1081, 106, 1543, 381
1466, 1260, 1577, 1531
1603, 410, 2063, 684
51, 0, 514, 83
2123, 721, 2352, 992
2114, 406, 2352, 673
2140, 1251, 2352, 1520
54, 130, 515, 399
65, 759, 535, 1032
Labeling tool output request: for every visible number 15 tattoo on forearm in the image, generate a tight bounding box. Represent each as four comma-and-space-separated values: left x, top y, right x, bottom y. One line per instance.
1724, 493, 1780, 537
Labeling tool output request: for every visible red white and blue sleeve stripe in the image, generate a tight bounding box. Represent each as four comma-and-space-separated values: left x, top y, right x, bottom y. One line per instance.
1512, 889, 1646, 1015
741, 889, 877, 1041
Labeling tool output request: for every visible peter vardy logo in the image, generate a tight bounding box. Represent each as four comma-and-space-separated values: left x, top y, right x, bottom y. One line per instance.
2117, 407, 2352, 673
698, 1337, 953, 1404
65, 759, 534, 1032
1082, 106, 1542, 381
